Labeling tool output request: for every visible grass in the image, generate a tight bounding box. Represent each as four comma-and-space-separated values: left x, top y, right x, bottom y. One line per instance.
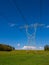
0, 50, 49, 65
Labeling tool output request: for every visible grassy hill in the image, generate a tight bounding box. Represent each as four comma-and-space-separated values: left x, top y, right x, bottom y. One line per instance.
0, 50, 49, 65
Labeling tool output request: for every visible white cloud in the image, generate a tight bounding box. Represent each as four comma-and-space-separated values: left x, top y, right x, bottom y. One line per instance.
8, 23, 16, 27
22, 46, 36, 50
39, 47, 44, 50
46, 25, 49, 28
22, 46, 44, 50
17, 43, 20, 47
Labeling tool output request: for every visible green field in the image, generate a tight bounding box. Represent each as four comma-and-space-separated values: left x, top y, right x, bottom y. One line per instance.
0, 50, 49, 65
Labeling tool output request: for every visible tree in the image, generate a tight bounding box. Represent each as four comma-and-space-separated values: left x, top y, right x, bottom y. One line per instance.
0, 44, 15, 51
44, 45, 49, 51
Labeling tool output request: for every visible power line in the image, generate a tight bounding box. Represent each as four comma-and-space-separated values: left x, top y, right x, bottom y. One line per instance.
9, 0, 28, 24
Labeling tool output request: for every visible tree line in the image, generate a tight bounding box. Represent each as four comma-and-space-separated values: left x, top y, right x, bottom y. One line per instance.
0, 43, 49, 51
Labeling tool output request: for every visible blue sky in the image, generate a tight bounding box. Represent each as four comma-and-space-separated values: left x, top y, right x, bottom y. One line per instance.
0, 0, 49, 49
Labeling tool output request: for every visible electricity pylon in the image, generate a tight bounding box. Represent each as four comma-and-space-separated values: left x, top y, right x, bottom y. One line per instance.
20, 23, 45, 50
